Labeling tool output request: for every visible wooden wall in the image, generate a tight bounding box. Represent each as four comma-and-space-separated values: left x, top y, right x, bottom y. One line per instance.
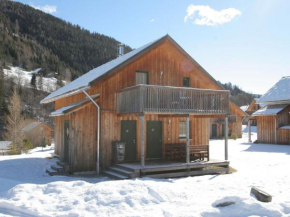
53, 38, 226, 171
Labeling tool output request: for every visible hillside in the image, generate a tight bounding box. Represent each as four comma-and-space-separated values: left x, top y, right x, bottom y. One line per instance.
218, 81, 261, 106
0, 0, 131, 80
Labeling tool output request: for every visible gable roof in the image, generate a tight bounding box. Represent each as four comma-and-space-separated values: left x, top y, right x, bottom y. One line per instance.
41, 35, 224, 104
0, 141, 12, 150
257, 76, 290, 104
252, 104, 289, 116
22, 122, 52, 132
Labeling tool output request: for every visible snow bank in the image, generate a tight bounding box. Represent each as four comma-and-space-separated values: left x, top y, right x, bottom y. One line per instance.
0, 132, 290, 216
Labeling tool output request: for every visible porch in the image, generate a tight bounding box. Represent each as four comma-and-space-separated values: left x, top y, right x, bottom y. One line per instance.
103, 159, 230, 179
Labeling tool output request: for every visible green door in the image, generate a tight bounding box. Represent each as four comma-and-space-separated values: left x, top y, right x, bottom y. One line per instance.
121, 121, 137, 161
64, 120, 70, 163
147, 121, 162, 159
212, 124, 217, 138
222, 124, 225, 137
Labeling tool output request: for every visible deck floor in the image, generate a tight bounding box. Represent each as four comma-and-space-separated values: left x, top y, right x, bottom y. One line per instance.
117, 159, 227, 170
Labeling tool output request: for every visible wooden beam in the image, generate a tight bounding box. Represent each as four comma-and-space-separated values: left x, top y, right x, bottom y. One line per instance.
274, 116, 277, 144
139, 115, 145, 167
117, 112, 144, 117
225, 116, 228, 161
186, 116, 190, 164
248, 119, 252, 142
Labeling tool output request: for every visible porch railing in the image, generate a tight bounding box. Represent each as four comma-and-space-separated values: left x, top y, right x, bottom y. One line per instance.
117, 85, 230, 115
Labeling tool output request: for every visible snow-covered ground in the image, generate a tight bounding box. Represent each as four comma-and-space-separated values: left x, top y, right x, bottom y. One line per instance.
3, 66, 64, 93
0, 127, 290, 217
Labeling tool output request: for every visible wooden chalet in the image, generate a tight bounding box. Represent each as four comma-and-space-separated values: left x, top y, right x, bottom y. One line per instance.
41, 35, 231, 179
210, 102, 247, 139
251, 77, 290, 144
241, 98, 265, 126
22, 121, 53, 147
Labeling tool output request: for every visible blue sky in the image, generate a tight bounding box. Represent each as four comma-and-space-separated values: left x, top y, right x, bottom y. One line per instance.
16, 0, 290, 95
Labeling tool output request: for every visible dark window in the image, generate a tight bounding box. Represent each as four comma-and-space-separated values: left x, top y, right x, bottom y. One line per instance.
136, 71, 149, 85
179, 121, 192, 139
183, 77, 190, 87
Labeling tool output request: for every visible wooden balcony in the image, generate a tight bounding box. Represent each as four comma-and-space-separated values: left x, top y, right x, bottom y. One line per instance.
117, 85, 230, 115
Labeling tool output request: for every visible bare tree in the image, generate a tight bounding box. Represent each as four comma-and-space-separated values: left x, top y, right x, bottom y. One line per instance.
4, 88, 26, 154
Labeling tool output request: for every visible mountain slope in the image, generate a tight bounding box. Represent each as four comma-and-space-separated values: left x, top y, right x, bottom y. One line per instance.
0, 0, 131, 79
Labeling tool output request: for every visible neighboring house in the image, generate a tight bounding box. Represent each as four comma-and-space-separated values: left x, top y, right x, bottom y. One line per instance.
41, 35, 232, 177
23, 122, 53, 147
210, 102, 247, 138
244, 98, 265, 126
252, 76, 290, 144
0, 141, 11, 155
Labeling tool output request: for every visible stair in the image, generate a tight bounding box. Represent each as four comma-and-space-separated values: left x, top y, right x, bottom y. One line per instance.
46, 161, 69, 176
102, 165, 138, 180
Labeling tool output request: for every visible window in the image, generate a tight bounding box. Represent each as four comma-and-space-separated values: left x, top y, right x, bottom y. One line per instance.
183, 77, 190, 87
179, 121, 192, 139
136, 71, 148, 85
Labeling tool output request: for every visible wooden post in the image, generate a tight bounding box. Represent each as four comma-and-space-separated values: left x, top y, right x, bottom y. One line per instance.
248, 119, 252, 143
225, 116, 228, 161
186, 116, 190, 164
274, 116, 277, 144
140, 115, 145, 167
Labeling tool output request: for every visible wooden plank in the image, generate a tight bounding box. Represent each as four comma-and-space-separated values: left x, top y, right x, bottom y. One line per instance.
144, 168, 228, 179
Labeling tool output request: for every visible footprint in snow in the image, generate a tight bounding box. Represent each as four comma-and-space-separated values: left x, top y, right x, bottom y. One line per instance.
147, 187, 164, 203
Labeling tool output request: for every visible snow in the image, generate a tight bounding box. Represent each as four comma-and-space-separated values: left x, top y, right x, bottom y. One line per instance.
3, 66, 64, 93
240, 105, 248, 112
252, 104, 288, 116
257, 76, 290, 103
41, 36, 166, 104
1, 129, 290, 216
279, 125, 290, 130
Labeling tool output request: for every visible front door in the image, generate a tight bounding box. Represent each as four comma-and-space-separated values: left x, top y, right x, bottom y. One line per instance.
121, 120, 137, 161
64, 120, 70, 163
212, 124, 217, 138
147, 121, 162, 159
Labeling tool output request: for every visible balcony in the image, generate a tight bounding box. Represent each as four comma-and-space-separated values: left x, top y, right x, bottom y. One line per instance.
117, 85, 230, 115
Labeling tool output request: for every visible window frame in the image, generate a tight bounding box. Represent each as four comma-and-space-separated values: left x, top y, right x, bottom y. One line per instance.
179, 121, 192, 140
183, 77, 190, 87
135, 71, 149, 85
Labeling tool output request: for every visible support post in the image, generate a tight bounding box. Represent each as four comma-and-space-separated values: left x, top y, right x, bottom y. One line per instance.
140, 115, 145, 168
248, 119, 252, 143
225, 116, 228, 161
186, 116, 190, 164
274, 116, 277, 144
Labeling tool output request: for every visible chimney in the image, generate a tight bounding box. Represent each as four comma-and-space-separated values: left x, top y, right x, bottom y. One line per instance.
118, 44, 125, 57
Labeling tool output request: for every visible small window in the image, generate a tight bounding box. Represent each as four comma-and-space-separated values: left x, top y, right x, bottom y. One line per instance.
179, 121, 192, 139
136, 71, 148, 85
183, 77, 190, 87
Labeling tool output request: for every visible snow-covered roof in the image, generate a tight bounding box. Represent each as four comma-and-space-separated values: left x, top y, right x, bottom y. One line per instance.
240, 105, 249, 112
279, 125, 290, 130
41, 36, 166, 104
257, 77, 290, 104
50, 94, 100, 116
0, 141, 12, 150
22, 122, 42, 132
252, 104, 289, 116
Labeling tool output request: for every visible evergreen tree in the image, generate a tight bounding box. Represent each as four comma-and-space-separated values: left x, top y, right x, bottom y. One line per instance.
30, 73, 36, 89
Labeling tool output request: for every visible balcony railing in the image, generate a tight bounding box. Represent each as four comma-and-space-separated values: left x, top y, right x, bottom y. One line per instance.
117, 85, 230, 115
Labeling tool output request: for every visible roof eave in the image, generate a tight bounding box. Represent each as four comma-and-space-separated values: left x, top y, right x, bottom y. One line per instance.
40, 85, 90, 104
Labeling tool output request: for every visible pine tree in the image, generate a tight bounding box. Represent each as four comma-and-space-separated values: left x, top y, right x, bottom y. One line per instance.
37, 75, 43, 91
30, 73, 36, 89
4, 88, 26, 154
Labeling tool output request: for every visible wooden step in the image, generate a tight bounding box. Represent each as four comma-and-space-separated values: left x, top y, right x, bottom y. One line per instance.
46, 168, 59, 176
102, 170, 128, 180
57, 161, 69, 167
114, 164, 136, 172
108, 167, 134, 178
51, 164, 64, 174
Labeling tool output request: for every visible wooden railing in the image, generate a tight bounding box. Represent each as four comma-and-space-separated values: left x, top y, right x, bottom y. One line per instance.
117, 85, 230, 115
